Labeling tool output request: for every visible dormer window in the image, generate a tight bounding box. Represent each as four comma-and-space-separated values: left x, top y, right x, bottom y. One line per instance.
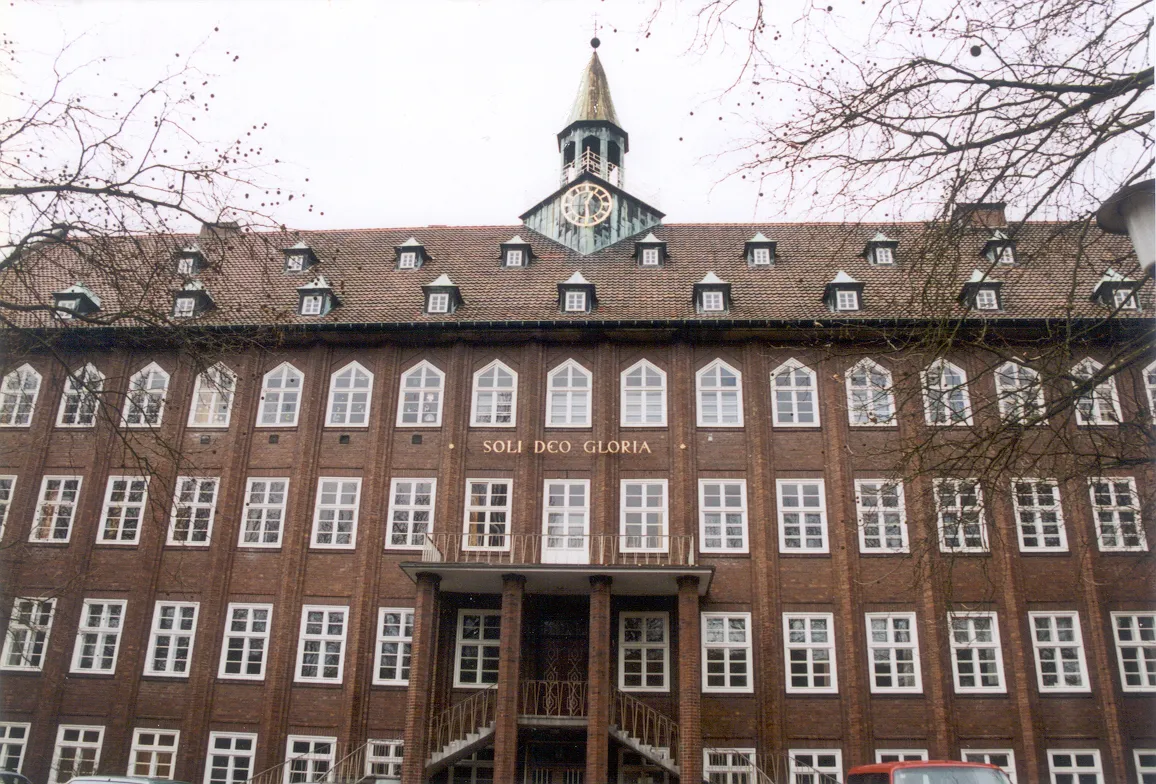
175, 244, 205, 275
744, 233, 776, 267
300, 295, 324, 315
428, 292, 450, 313
959, 270, 1003, 311
395, 237, 428, 270
634, 233, 667, 267
701, 290, 725, 312
52, 283, 101, 320
641, 247, 660, 266
864, 233, 899, 266
558, 272, 595, 314
57, 299, 79, 319
500, 235, 533, 268
172, 281, 213, 318
1091, 269, 1140, 310
983, 231, 1016, 265
506, 249, 524, 267
975, 288, 1000, 311
565, 290, 587, 312
824, 271, 864, 312
283, 241, 318, 274
1114, 288, 1139, 310
399, 251, 417, 269
694, 272, 731, 314
836, 290, 860, 311
296, 275, 339, 316
173, 297, 197, 318
422, 274, 462, 315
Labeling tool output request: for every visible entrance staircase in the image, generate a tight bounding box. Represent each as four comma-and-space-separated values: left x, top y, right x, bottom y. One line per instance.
424, 683, 499, 777
245, 740, 371, 784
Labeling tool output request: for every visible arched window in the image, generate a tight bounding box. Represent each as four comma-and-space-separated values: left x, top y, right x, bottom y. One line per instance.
696, 360, 743, 427
257, 363, 304, 427
470, 360, 517, 427
607, 140, 622, 167
1145, 360, 1156, 424
620, 359, 667, 427
846, 359, 895, 426
397, 361, 445, 427
563, 142, 576, 167
326, 362, 373, 427
187, 363, 236, 428
123, 363, 171, 427
0, 364, 42, 427
995, 362, 1044, 424
922, 360, 972, 426
1071, 358, 1121, 425
581, 135, 600, 157
547, 360, 592, 427
57, 364, 104, 427
770, 359, 819, 427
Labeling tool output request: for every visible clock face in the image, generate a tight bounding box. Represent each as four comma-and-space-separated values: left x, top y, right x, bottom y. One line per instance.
561, 183, 613, 227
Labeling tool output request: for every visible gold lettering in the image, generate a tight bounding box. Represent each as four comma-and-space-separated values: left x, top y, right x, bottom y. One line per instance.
608, 440, 621, 454
547, 440, 558, 453
640, 441, 652, 453
559, 440, 572, 453
621, 441, 633, 454
483, 440, 493, 453
584, 440, 596, 453
534, 440, 546, 453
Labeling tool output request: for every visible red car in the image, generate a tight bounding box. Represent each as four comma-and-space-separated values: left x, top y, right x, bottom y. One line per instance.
847, 760, 1013, 784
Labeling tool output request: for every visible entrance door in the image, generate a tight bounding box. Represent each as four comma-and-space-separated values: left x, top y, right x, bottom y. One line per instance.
535, 617, 588, 682
542, 480, 590, 564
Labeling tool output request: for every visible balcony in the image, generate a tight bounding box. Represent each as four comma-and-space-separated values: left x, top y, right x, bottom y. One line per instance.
562, 148, 622, 187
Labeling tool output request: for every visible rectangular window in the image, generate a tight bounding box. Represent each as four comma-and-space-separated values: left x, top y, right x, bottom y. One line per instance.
1012, 479, 1067, 552
1048, 750, 1103, 784
855, 480, 908, 553
30, 475, 82, 542
873, 246, 894, 265
218, 603, 272, 680
542, 479, 590, 564
367, 739, 404, 779
948, 612, 1006, 693
784, 613, 837, 693
455, 610, 501, 687
751, 247, 772, 265
1111, 612, 1156, 692
698, 479, 748, 553
704, 749, 757, 783
1089, 477, 1146, 551
701, 290, 725, 311
205, 732, 257, 784
975, 288, 1000, 310
505, 249, 524, 267
777, 479, 828, 553
427, 292, 450, 313
935, 479, 988, 553
619, 612, 669, 691
167, 476, 219, 545
877, 750, 928, 763
145, 601, 199, 677
564, 290, 587, 312
375, 608, 414, 685
173, 297, 196, 318
0, 722, 30, 774
702, 612, 753, 692
1135, 750, 1156, 784
129, 728, 179, 777
962, 750, 1017, 783
284, 737, 337, 782
640, 247, 660, 266
1030, 612, 1090, 692
463, 479, 511, 551
70, 599, 125, 674
836, 290, 859, 311
0, 476, 14, 538
311, 477, 361, 548
98, 476, 149, 544
398, 251, 417, 268
386, 478, 436, 549
866, 612, 922, 693
50, 725, 104, 783
239, 478, 289, 548
788, 750, 842, 784
621, 479, 668, 552
300, 294, 323, 315
1114, 288, 1139, 310
1, 598, 54, 671
296, 606, 348, 683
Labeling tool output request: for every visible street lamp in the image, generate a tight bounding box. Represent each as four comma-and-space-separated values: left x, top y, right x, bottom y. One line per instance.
1096, 179, 1154, 272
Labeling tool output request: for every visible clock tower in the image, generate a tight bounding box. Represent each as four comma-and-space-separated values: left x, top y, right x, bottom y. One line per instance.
520, 40, 664, 255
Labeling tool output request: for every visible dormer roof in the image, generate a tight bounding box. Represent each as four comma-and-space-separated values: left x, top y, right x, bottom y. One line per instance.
297, 275, 333, 291
427, 274, 456, 287
698, 271, 726, 285
563, 271, 591, 285
830, 271, 859, 284
56, 283, 102, 308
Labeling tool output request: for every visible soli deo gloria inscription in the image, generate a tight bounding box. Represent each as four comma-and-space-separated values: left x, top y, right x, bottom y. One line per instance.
481, 439, 653, 454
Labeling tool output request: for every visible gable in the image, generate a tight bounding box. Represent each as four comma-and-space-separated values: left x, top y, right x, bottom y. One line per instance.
521, 172, 664, 255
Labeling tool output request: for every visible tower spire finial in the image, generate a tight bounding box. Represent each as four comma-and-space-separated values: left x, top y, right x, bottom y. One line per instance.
591, 13, 600, 48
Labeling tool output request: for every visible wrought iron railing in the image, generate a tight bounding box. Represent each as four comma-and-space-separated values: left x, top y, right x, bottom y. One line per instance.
244, 741, 362, 784
421, 533, 696, 566
519, 679, 588, 718
427, 683, 498, 758
611, 688, 679, 754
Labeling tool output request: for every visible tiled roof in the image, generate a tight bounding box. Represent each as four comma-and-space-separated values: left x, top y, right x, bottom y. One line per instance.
2, 222, 1151, 330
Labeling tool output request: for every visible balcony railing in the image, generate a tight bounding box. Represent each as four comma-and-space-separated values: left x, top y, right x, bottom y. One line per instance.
421, 533, 696, 567
562, 148, 622, 186
519, 679, 588, 718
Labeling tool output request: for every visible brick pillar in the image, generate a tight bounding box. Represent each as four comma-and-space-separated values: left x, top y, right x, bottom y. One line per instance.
586, 575, 613, 782
677, 575, 703, 784
401, 572, 441, 784
494, 573, 526, 783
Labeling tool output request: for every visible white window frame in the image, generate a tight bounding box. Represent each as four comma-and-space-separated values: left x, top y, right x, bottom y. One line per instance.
1088, 477, 1146, 552
167, 476, 219, 546
172, 296, 197, 319
541, 478, 590, 564
751, 246, 772, 266
1029, 611, 1091, 693
396, 360, 445, 427
218, 602, 272, 680
620, 359, 667, 428
855, 479, 909, 553
1134, 749, 1156, 783
835, 289, 860, 311
70, 598, 126, 674
770, 359, 820, 427
704, 749, 758, 782
564, 290, 587, 312
282, 736, 338, 784
620, 479, 669, 553
872, 245, 895, 265
1071, 358, 1122, 425
701, 611, 753, 693
783, 612, 838, 693
777, 479, 829, 554
50, 725, 104, 783
1145, 360, 1156, 423
961, 750, 1017, 783
0, 364, 42, 427
398, 251, 417, 269
295, 605, 349, 683
640, 246, 661, 266
1110, 611, 1156, 692
374, 608, 414, 685
257, 362, 304, 428
975, 288, 1000, 310
30, 475, 82, 543
546, 359, 592, 428
865, 612, 922, 693
995, 361, 1045, 425
470, 360, 518, 428
934, 478, 988, 553
463, 479, 512, 552
876, 750, 929, 763
846, 358, 896, 426
948, 611, 1006, 693
426, 292, 450, 314
56, 364, 104, 428
98, 476, 149, 544
205, 732, 258, 784
454, 609, 501, 688
1011, 479, 1067, 552
239, 477, 289, 548
128, 728, 180, 777
310, 477, 362, 549
1, 597, 55, 671
144, 601, 199, 677
326, 361, 373, 427
922, 359, 973, 426
619, 611, 670, 692
788, 749, 842, 784
701, 290, 725, 312
1113, 287, 1139, 310
698, 479, 748, 554
0, 722, 30, 774
0, 475, 14, 539
122, 362, 170, 428
367, 739, 405, 779
386, 477, 437, 550
1047, 749, 1103, 784
505, 248, 524, 267
188, 363, 236, 429
300, 293, 324, 316
696, 359, 744, 427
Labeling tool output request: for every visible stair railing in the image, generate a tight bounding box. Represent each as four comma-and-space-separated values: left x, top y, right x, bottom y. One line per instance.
426, 683, 499, 759
244, 741, 350, 784
704, 748, 779, 783
610, 688, 679, 755
324, 741, 369, 782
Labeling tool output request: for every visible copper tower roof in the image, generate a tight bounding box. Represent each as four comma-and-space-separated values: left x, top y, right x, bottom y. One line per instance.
566, 51, 622, 127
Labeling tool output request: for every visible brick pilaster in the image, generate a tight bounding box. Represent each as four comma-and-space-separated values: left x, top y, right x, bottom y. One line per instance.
494, 573, 526, 783
401, 572, 441, 784
586, 575, 613, 782
677, 574, 703, 784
